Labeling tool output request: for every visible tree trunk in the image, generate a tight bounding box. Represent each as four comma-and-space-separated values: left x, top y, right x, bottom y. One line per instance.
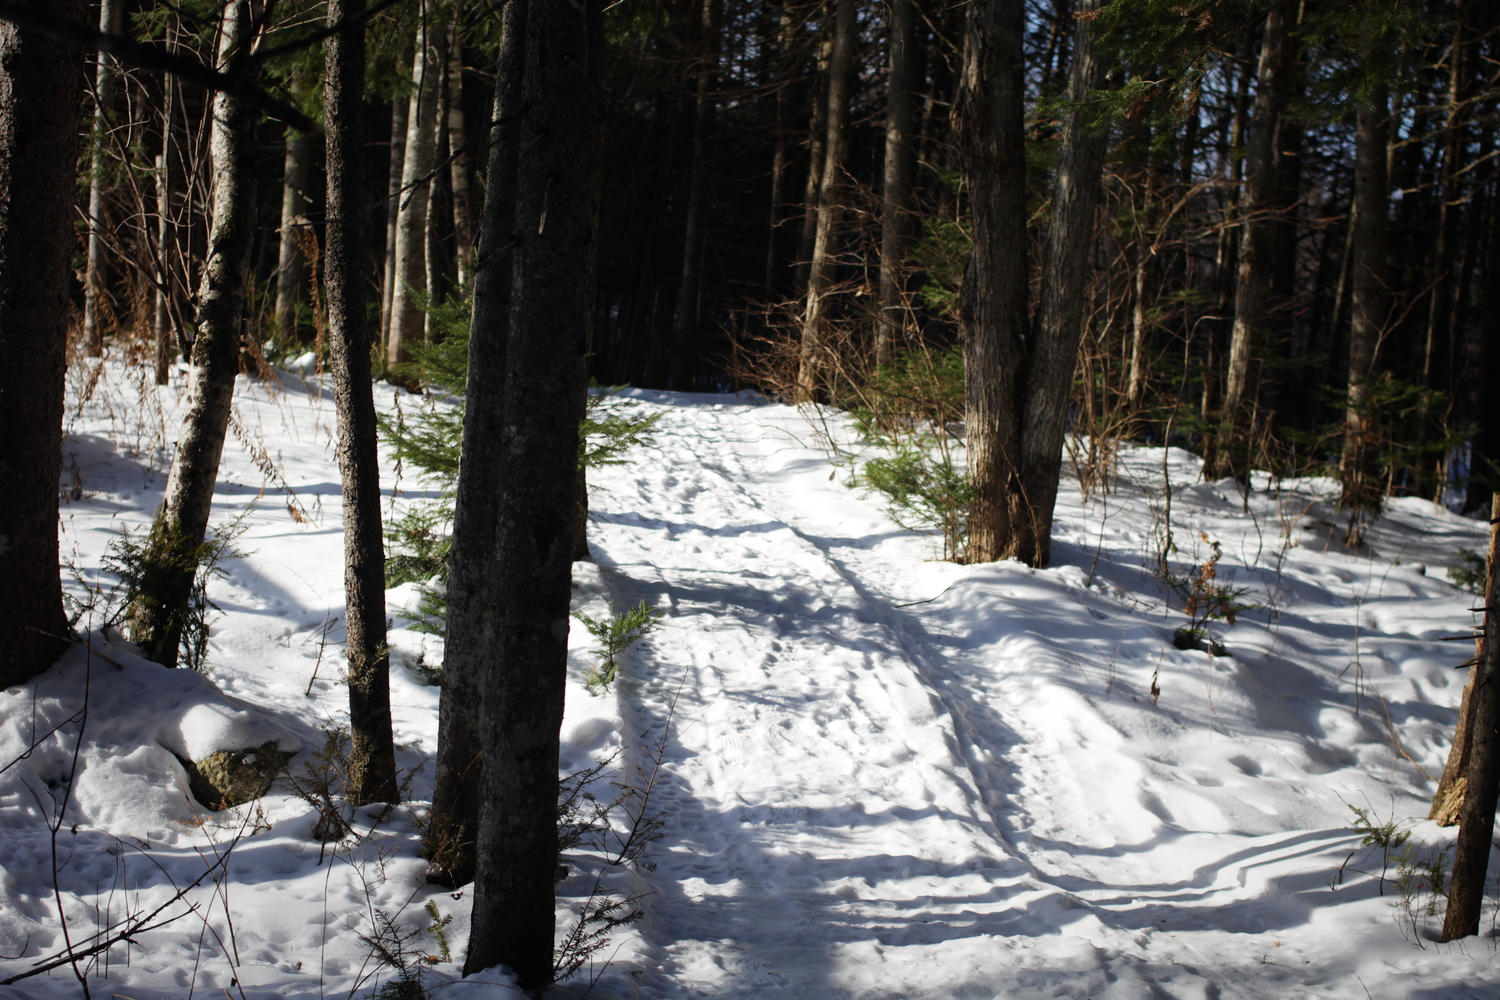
128, 1, 259, 669
431, 0, 525, 890
1211, 3, 1292, 481
1018, 0, 1112, 568
1442, 494, 1500, 941
0, 0, 85, 687
794, 24, 831, 295
464, 0, 601, 988
875, 0, 915, 365
274, 124, 311, 340
1338, 83, 1389, 525
381, 91, 408, 351
447, 24, 472, 284
386, 18, 446, 372
954, 0, 1028, 564
324, 0, 398, 807
153, 70, 176, 386
81, 0, 122, 359
795, 0, 854, 401
671, 0, 719, 391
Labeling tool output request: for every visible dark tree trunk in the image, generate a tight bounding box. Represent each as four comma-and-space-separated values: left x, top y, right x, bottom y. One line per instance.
274, 124, 311, 340
875, 0, 915, 364
431, 0, 525, 890
1442, 494, 1500, 941
325, 0, 397, 807
1212, 2, 1292, 480
464, 0, 601, 988
1339, 83, 1389, 526
670, 0, 719, 391
1019, 0, 1112, 568
795, 0, 854, 401
0, 0, 84, 686
82, 0, 122, 359
954, 0, 1028, 564
128, 0, 259, 669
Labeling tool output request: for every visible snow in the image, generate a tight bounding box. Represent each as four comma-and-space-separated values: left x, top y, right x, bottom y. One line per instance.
3, 358, 1498, 999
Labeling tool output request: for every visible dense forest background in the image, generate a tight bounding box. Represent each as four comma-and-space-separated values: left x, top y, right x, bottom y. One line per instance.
66, 0, 1500, 518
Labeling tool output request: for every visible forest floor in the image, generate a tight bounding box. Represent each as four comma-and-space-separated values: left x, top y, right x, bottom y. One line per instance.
2, 358, 1498, 999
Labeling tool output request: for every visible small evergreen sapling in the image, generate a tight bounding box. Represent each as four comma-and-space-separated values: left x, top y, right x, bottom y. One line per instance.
572, 599, 664, 694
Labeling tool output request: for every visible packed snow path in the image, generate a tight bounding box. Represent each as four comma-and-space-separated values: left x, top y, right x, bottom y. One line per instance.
580, 391, 1497, 1000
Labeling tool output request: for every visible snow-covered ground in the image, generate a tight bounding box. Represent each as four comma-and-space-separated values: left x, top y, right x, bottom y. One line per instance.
2, 357, 1496, 999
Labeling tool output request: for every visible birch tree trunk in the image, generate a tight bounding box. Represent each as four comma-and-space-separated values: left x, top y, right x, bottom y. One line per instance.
386, 17, 446, 371
430, 0, 524, 889
82, 0, 122, 358
128, 1, 259, 668
1211, 3, 1291, 481
153, 70, 176, 386
795, 0, 854, 401
325, 0, 398, 806
446, 24, 472, 283
465, 0, 601, 985
0, 0, 85, 686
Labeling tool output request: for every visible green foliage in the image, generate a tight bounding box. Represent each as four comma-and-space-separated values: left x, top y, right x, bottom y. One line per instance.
1166, 535, 1254, 657
908, 167, 969, 318
283, 724, 359, 843
97, 511, 251, 673
1446, 548, 1486, 597
862, 450, 974, 563
423, 900, 453, 964
572, 600, 665, 695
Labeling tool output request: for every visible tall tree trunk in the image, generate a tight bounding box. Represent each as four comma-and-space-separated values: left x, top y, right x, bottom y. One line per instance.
795, 0, 854, 401
274, 125, 311, 340
386, 16, 446, 372
128, 1, 259, 668
447, 23, 472, 284
1211, 3, 1292, 481
465, 0, 601, 987
82, 0, 122, 359
1465, 165, 1500, 515
325, 0, 398, 807
1442, 494, 1500, 940
876, 0, 915, 364
671, 0, 719, 391
794, 25, 831, 295
0, 0, 85, 686
430, 0, 524, 890
764, 0, 796, 294
1338, 83, 1389, 530
1018, 0, 1112, 568
954, 0, 1028, 564
153, 69, 176, 386
381, 91, 408, 351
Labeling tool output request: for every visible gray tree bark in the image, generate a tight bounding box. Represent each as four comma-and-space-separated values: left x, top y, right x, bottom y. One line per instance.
795, 0, 854, 401
386, 15, 447, 371
446, 24, 472, 284
1018, 0, 1112, 568
954, 0, 1028, 564
128, 1, 259, 668
1212, 3, 1292, 481
381, 90, 408, 351
82, 0, 122, 359
430, 0, 525, 890
0, 0, 85, 686
153, 68, 176, 386
325, 0, 398, 806
875, 0, 915, 364
274, 124, 311, 341
464, 0, 601, 986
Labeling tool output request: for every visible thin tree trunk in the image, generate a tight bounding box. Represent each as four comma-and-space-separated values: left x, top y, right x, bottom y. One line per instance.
795, 0, 854, 401
954, 0, 1028, 564
447, 23, 472, 284
876, 0, 916, 365
325, 0, 398, 806
794, 25, 831, 295
386, 17, 445, 372
1442, 494, 1500, 940
671, 0, 719, 391
465, 0, 601, 987
128, 1, 259, 668
153, 70, 175, 386
430, 0, 524, 890
1338, 83, 1389, 528
1018, 0, 1112, 568
82, 0, 122, 358
1212, 3, 1292, 480
274, 124, 311, 340
764, 0, 795, 294
381, 91, 408, 351
1127, 250, 1150, 411
0, 0, 85, 686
